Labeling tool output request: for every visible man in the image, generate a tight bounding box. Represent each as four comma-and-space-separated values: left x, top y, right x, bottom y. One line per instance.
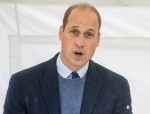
3, 3, 133, 114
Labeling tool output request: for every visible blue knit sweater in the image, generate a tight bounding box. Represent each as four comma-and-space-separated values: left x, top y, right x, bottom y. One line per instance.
58, 74, 86, 114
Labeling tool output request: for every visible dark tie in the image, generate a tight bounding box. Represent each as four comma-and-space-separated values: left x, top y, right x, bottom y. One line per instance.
71, 72, 80, 79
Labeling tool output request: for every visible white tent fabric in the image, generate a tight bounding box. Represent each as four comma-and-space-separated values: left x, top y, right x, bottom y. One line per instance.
0, 3, 150, 114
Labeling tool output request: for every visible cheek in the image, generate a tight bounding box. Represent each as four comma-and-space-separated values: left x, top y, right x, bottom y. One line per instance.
88, 42, 98, 50
61, 39, 72, 51
61, 36, 68, 47
86, 44, 98, 55
62, 37, 75, 48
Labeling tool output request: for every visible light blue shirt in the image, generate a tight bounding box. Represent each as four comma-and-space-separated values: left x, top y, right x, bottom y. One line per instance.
56, 54, 89, 79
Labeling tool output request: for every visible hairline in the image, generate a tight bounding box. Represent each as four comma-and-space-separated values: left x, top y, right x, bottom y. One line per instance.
63, 3, 101, 31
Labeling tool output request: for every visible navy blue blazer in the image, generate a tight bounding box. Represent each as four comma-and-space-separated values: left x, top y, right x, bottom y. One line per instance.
3, 53, 132, 114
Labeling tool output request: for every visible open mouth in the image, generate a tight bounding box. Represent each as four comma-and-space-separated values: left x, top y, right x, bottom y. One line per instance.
75, 52, 83, 55
74, 51, 84, 60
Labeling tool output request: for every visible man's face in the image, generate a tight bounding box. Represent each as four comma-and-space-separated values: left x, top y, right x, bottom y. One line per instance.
59, 8, 100, 71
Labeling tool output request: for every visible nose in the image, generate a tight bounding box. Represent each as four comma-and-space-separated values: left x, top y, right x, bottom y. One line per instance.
75, 36, 85, 48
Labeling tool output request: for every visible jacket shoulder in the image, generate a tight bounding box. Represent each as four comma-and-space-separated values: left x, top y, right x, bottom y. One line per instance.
13, 60, 49, 79
90, 60, 127, 83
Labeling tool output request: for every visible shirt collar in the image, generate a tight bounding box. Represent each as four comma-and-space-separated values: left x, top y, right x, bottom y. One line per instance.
56, 54, 89, 78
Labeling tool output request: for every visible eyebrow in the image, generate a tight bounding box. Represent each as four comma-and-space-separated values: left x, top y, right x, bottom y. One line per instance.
87, 28, 95, 32
70, 26, 95, 32
70, 26, 79, 29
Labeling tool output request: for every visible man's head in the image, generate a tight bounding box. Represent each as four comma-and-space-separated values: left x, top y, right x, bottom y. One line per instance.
63, 3, 101, 31
59, 3, 101, 71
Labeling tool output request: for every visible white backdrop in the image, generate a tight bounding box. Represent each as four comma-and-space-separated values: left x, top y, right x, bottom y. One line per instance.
0, 3, 150, 114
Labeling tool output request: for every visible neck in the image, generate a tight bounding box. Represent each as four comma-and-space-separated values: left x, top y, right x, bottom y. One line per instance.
60, 53, 85, 71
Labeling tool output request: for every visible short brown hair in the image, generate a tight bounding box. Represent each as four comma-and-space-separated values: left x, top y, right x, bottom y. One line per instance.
63, 3, 101, 31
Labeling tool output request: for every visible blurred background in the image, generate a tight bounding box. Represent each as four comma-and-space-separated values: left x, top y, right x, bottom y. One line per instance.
0, 0, 150, 114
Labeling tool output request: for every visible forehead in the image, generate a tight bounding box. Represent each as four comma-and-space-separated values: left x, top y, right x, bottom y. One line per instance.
66, 8, 99, 30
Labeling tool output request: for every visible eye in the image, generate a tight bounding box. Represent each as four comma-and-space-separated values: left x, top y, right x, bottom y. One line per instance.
70, 29, 79, 36
85, 32, 94, 38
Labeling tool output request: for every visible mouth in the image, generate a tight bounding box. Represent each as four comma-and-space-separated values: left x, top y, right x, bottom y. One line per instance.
74, 51, 84, 60
75, 51, 83, 56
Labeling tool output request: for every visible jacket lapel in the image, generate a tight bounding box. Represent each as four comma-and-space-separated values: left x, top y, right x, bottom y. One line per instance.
80, 60, 104, 114
40, 54, 61, 114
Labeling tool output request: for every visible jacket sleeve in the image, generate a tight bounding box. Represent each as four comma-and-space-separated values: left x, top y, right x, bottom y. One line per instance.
3, 74, 27, 114
112, 79, 133, 114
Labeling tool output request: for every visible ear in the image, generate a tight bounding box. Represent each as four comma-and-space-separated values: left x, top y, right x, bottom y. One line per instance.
59, 25, 64, 41
96, 32, 101, 47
